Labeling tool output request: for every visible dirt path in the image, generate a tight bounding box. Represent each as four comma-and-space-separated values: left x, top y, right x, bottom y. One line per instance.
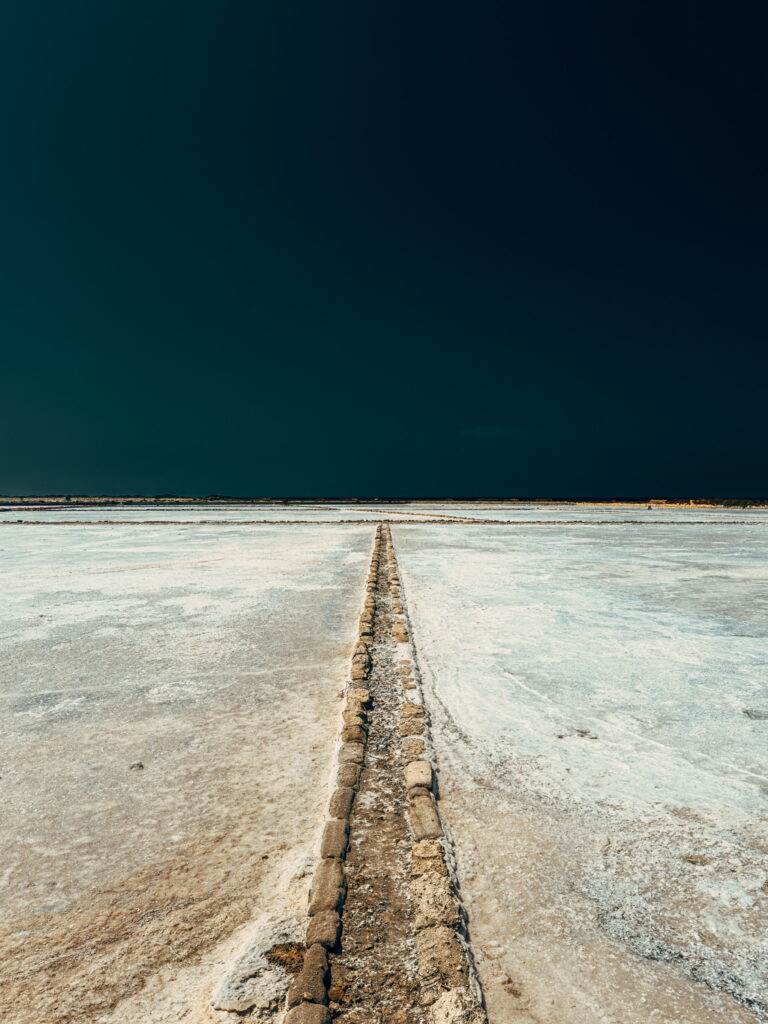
326, 530, 428, 1023
283, 525, 486, 1024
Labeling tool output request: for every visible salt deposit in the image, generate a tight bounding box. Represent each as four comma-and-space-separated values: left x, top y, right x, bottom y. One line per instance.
395, 523, 768, 1023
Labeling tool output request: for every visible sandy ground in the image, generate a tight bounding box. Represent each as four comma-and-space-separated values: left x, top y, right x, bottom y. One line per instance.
394, 523, 768, 1023
0, 524, 371, 1023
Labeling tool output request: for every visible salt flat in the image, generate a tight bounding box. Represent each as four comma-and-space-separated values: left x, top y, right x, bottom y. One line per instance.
395, 523, 768, 1024
374, 502, 768, 522
3, 510, 767, 1023
4, 502, 767, 524
0, 504, 394, 522
0, 523, 371, 1023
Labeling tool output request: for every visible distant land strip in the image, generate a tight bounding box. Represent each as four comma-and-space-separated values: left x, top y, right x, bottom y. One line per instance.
2, 519, 767, 527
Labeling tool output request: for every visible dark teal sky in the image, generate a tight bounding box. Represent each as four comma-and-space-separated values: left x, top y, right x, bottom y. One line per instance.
1, 1, 766, 497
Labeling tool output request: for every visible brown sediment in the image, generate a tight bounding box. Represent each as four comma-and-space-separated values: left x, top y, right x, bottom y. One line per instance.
0, 831, 265, 1024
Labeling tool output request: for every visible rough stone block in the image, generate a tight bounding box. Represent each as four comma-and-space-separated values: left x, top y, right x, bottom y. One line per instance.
408, 794, 443, 840
402, 737, 426, 759
338, 742, 365, 764
306, 909, 341, 949
287, 943, 328, 1007
284, 1004, 331, 1024
401, 701, 425, 717
345, 698, 367, 720
308, 859, 346, 915
400, 718, 425, 737
348, 687, 371, 705
412, 871, 459, 929
320, 819, 349, 859
336, 763, 361, 788
341, 725, 366, 744
412, 839, 448, 877
416, 925, 468, 991
428, 988, 486, 1024
409, 785, 432, 800
329, 786, 354, 820
342, 710, 367, 728
405, 760, 433, 790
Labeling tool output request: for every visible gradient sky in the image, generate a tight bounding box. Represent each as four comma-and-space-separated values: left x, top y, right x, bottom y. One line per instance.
1, 1, 766, 497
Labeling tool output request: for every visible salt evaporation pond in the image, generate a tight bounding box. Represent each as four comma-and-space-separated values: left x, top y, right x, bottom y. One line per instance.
4, 501, 767, 524
0, 523, 370, 1024
395, 522, 768, 1024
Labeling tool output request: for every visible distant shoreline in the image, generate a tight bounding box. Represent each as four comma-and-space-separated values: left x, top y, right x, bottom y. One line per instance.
1, 496, 767, 508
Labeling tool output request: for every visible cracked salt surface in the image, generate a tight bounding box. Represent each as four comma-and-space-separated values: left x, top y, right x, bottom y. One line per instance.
394, 523, 768, 1024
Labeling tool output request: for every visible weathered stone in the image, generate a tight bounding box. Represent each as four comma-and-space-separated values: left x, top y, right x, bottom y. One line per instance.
341, 725, 366, 744
287, 943, 328, 1007
306, 909, 341, 949
400, 717, 425, 737
338, 742, 365, 765
348, 687, 371, 705
345, 698, 367, 720
336, 763, 361, 788
409, 785, 432, 800
402, 736, 426, 759
392, 602, 404, 614
284, 1004, 331, 1024
308, 859, 346, 915
350, 661, 369, 681
416, 926, 468, 992
401, 701, 425, 717
320, 819, 349, 858
408, 794, 443, 839
329, 786, 354, 820
405, 760, 433, 790
392, 623, 410, 642
353, 642, 369, 656
403, 680, 417, 690
429, 988, 485, 1024
412, 871, 459, 929
396, 665, 413, 676
342, 710, 367, 728
412, 839, 448, 877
